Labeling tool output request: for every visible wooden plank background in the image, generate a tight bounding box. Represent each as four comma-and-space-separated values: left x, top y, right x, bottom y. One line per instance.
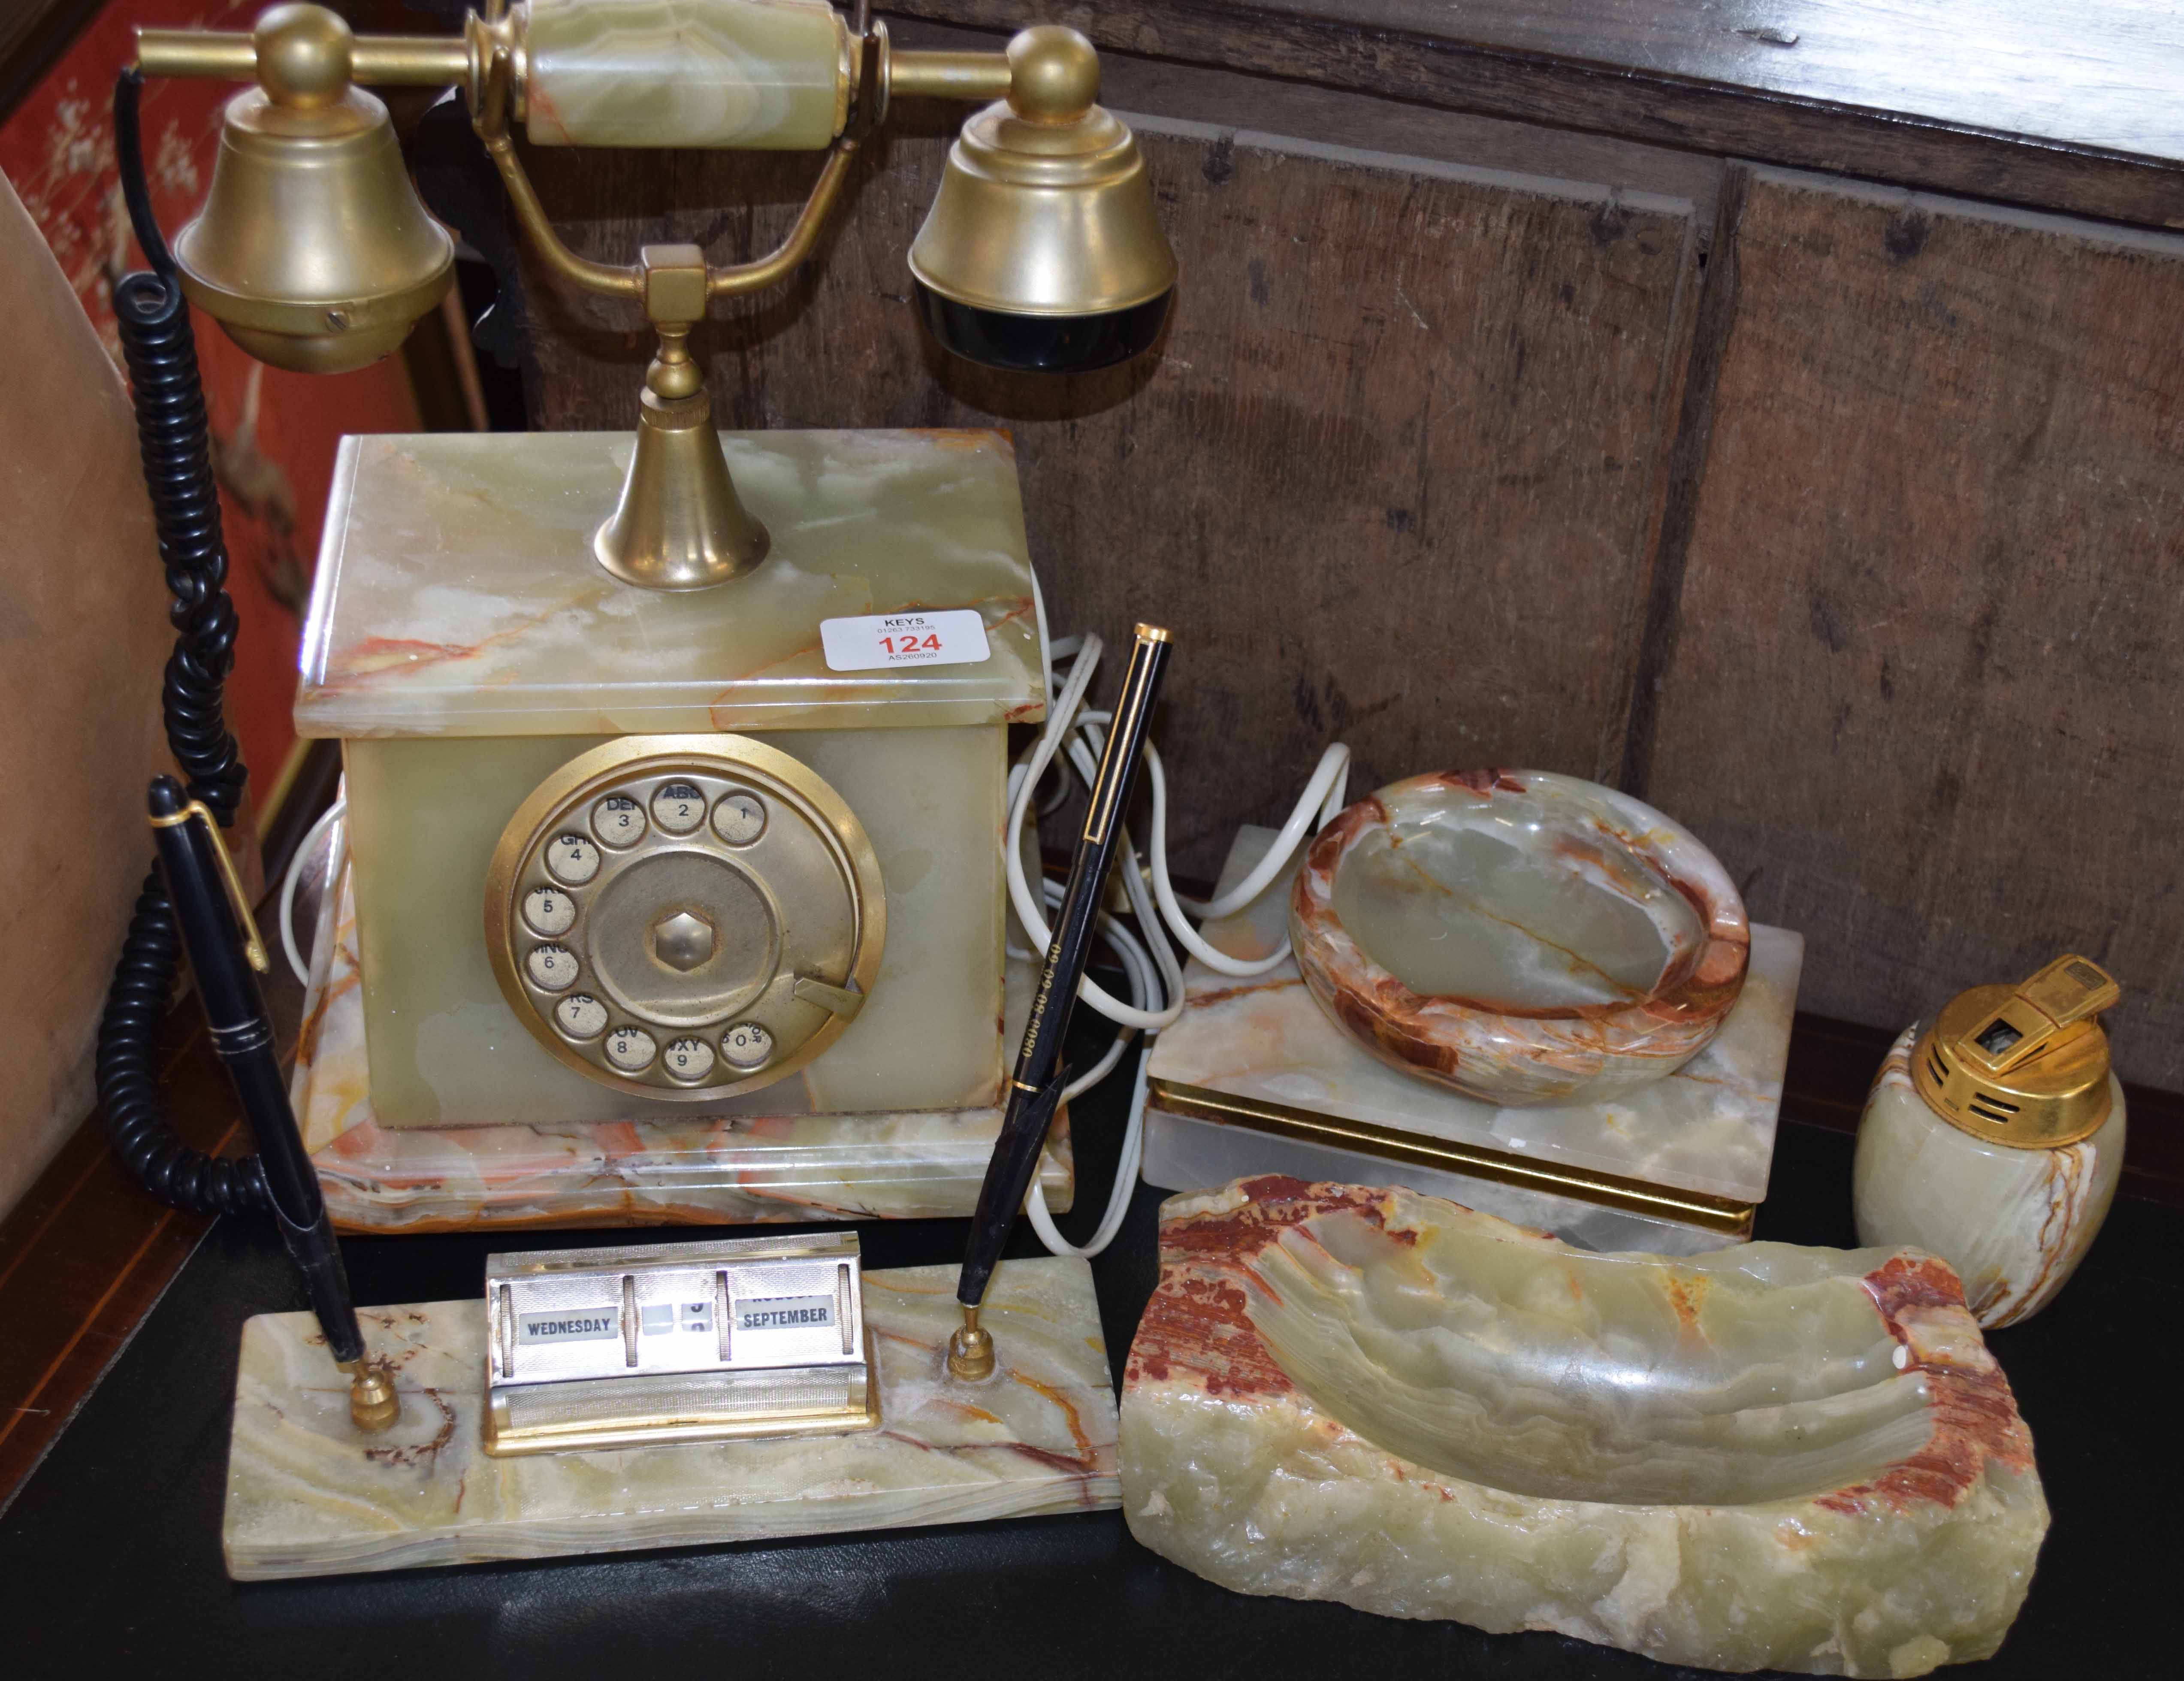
1636, 168, 2184, 1089
885, 0, 2184, 231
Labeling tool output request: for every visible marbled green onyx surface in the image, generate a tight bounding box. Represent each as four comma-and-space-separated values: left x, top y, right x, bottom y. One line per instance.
302, 429, 1041, 1127
1122, 1182, 2048, 1677
345, 726, 1008, 1128
524, 0, 848, 150
297, 429, 1043, 739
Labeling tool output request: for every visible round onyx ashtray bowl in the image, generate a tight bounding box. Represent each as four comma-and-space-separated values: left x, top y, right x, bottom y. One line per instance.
1288, 770, 1750, 1107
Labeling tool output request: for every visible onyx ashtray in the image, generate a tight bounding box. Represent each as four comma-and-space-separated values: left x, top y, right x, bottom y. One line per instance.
1289, 770, 1749, 1106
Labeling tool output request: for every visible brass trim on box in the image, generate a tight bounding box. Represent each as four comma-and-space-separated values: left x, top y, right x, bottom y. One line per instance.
1148, 1080, 1757, 1239
483, 1332, 882, 1457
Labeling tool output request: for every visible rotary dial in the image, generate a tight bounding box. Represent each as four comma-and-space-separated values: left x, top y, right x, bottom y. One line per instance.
485, 735, 885, 1100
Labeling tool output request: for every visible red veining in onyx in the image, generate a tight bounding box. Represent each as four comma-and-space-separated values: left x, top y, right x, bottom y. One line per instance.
1664, 1272, 1709, 1331
1130, 1184, 2037, 1528
1976, 1143, 2091, 1326
1190, 975, 1302, 1009
329, 589, 593, 689
902, 426, 1017, 457
1812, 1255, 2034, 1516
1431, 769, 1529, 797
345, 634, 483, 671
1157, 1176, 1415, 1259
1864, 1252, 1965, 1318
1287, 771, 1749, 1103
1126, 1275, 1293, 1400
1126, 1180, 1419, 1400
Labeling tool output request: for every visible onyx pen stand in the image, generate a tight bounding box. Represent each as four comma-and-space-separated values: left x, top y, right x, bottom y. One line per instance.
251, 871, 1112, 1580
222, 1256, 1116, 1579
1143, 826, 1805, 1254
239, 843, 1109, 1581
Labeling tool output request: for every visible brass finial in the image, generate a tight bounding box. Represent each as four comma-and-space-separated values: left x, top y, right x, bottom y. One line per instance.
252, 3, 353, 108
946, 1304, 995, 1380
1005, 25, 1100, 121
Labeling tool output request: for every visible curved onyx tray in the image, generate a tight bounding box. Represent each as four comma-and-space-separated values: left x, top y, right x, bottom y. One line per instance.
1290, 770, 1749, 1105
1120, 1178, 2047, 1676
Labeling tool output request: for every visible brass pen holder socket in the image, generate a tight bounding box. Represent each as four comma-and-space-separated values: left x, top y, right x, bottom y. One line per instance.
946, 1306, 995, 1381
341, 1355, 401, 1431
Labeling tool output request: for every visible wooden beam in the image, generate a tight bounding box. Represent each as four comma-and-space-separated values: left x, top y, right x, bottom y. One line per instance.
882, 1, 2184, 230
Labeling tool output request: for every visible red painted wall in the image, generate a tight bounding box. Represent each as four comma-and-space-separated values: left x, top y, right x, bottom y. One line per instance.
0, 0, 422, 798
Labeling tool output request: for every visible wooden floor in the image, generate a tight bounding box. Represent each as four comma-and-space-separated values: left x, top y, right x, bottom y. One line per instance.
0, 1074, 229, 1500
0, 853, 313, 1509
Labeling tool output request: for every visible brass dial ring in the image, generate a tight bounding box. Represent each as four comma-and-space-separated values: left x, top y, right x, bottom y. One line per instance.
485, 735, 885, 1101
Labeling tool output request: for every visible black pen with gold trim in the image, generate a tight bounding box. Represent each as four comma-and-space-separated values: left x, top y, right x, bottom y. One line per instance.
147, 775, 399, 1430
948, 623, 1172, 1379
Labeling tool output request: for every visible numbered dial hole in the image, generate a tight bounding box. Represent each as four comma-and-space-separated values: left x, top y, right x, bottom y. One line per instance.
712, 791, 767, 845
544, 833, 600, 886
522, 886, 577, 938
651, 781, 706, 835
662, 1037, 716, 1082
526, 944, 580, 992
592, 795, 647, 849
553, 993, 609, 1040
604, 1025, 658, 1072
721, 1021, 774, 1069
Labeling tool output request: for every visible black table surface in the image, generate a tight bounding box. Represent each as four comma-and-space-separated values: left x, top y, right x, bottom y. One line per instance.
2, 1083, 2173, 1679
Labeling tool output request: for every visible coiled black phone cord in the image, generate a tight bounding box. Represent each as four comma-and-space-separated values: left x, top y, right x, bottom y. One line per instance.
93, 68, 268, 1216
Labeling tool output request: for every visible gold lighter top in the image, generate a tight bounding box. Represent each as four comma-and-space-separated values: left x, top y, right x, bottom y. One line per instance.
1912, 954, 2120, 1149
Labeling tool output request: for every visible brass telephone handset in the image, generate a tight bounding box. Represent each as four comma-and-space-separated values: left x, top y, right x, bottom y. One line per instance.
135, 0, 1177, 590
97, 0, 1179, 1139
483, 736, 885, 1098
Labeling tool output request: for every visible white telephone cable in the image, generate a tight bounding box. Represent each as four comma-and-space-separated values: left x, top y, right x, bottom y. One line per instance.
1140, 739, 1350, 978
1003, 635, 1187, 1031
1009, 654, 1351, 992
279, 796, 349, 986
1025, 1044, 1152, 1259
1008, 604, 1353, 1255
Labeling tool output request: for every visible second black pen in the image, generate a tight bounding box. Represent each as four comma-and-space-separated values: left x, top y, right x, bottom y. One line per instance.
947, 623, 1173, 1378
